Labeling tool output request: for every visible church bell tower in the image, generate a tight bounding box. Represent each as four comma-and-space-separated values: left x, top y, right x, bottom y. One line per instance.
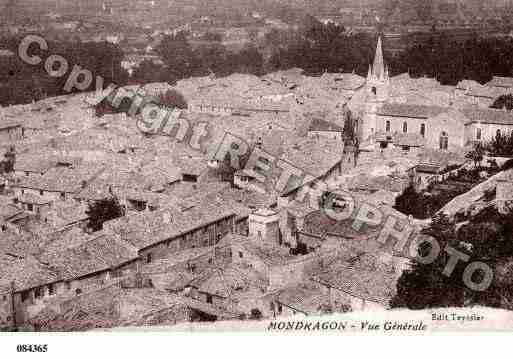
360, 35, 390, 144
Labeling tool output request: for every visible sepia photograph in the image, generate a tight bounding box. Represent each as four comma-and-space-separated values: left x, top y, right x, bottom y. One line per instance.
1, 0, 513, 354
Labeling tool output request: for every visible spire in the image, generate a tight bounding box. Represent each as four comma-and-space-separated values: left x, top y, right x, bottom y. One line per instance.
372, 35, 385, 81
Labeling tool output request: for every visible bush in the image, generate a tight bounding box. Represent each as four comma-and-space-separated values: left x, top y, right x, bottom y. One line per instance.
502, 159, 513, 171
158, 89, 188, 110
249, 309, 263, 320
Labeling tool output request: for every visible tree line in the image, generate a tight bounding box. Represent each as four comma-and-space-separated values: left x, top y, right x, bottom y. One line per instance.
392, 210, 513, 309
5, 23, 513, 106
0, 36, 128, 106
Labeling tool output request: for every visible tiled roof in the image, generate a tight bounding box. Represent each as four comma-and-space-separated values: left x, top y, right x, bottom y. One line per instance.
18, 193, 52, 205
308, 118, 344, 132
281, 137, 344, 182
107, 204, 235, 251
190, 263, 267, 298
185, 187, 276, 220
377, 103, 448, 119
113, 187, 180, 208
0, 203, 23, 221
235, 238, 296, 266
461, 108, 513, 125
456, 79, 482, 90
466, 85, 506, 99
13, 165, 103, 193
334, 73, 366, 91
241, 81, 294, 98
277, 282, 329, 314
47, 200, 89, 226
486, 76, 513, 89
311, 253, 397, 306
302, 210, 381, 239
0, 254, 60, 294
37, 234, 139, 282
14, 156, 56, 174
141, 247, 215, 274
0, 119, 22, 130
191, 95, 291, 113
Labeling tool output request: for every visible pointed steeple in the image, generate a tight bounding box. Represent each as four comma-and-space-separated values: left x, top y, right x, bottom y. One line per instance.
372, 35, 385, 81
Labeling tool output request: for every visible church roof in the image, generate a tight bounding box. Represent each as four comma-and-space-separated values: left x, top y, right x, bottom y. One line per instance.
376, 103, 448, 119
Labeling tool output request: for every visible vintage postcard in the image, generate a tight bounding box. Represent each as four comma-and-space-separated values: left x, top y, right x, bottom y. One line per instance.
1, 0, 513, 353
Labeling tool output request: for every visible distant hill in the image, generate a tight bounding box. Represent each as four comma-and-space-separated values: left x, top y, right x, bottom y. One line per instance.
2, 0, 512, 25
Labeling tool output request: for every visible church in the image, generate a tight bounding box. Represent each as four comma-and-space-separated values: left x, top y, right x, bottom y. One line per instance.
354, 36, 513, 152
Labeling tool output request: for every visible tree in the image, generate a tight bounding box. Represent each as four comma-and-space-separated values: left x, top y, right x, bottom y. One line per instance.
249, 309, 263, 320
2, 146, 15, 173
343, 110, 357, 143
86, 197, 124, 232
156, 32, 196, 80
391, 214, 465, 309
466, 143, 484, 168
392, 210, 513, 310
131, 59, 169, 84
491, 94, 513, 111
158, 89, 188, 110
484, 130, 513, 156
394, 184, 428, 219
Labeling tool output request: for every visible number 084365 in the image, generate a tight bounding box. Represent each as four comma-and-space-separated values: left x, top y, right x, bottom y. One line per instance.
16, 344, 48, 353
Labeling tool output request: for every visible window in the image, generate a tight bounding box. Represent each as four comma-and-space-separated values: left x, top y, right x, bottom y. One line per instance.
146, 253, 152, 263
238, 251, 243, 258
439, 131, 449, 150
497, 129, 501, 138
34, 287, 43, 299
21, 291, 29, 303
403, 122, 408, 133
75, 288, 82, 296
48, 284, 54, 296
477, 128, 482, 140
40, 190, 44, 196
1, 225, 6, 232
60, 192, 65, 200
385, 120, 391, 132
420, 124, 426, 137
182, 174, 198, 183
206, 294, 213, 304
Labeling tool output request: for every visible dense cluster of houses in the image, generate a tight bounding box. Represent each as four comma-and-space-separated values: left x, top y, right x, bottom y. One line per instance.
2, 33, 513, 330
